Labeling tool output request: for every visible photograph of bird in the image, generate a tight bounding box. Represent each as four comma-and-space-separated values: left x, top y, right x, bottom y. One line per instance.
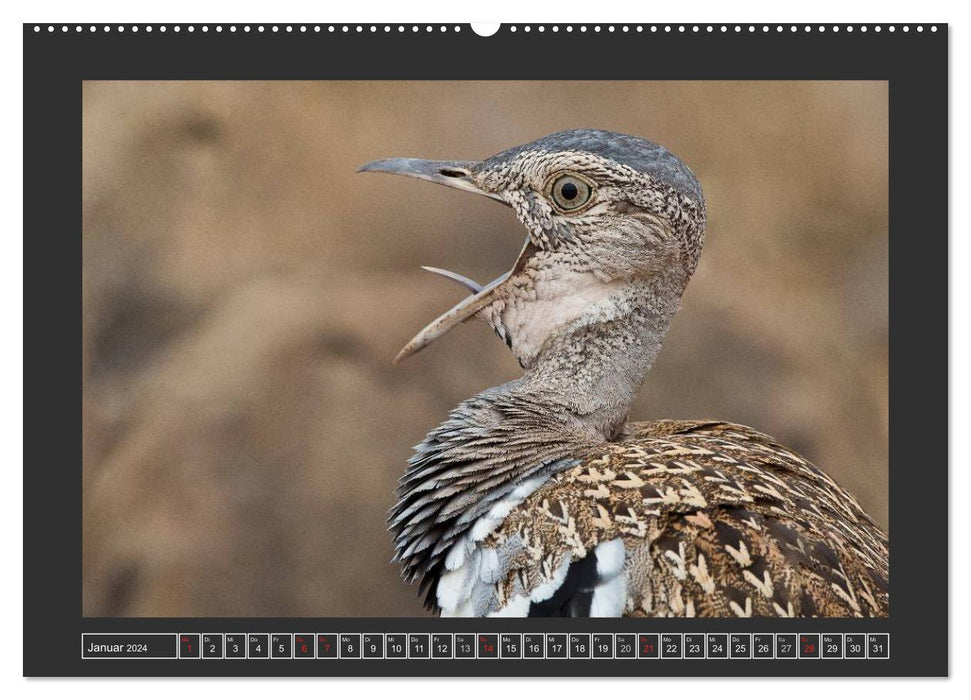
363, 128, 889, 618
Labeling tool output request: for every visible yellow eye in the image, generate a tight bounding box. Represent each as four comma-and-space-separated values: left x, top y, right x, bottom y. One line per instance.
549, 173, 593, 212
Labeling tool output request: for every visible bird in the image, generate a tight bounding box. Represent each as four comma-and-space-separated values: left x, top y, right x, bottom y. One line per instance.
359, 129, 889, 618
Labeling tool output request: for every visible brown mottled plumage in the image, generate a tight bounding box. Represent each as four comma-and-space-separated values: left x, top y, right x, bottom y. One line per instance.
361, 129, 888, 618
484, 421, 888, 617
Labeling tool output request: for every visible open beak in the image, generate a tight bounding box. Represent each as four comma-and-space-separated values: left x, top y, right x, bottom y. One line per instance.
358, 157, 525, 363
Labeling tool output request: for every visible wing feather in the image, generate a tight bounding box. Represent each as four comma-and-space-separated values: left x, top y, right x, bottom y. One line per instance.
472, 420, 888, 617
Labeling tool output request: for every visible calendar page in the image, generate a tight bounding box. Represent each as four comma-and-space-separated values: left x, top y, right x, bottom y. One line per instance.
23, 21, 946, 677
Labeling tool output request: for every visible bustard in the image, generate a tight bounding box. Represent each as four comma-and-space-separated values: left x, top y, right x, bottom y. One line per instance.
360, 129, 889, 618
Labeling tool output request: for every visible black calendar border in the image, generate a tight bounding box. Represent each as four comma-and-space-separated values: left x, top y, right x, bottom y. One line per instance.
23, 22, 948, 677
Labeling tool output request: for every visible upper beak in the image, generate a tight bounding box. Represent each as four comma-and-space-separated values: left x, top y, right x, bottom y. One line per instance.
359, 156, 525, 363
357, 158, 507, 205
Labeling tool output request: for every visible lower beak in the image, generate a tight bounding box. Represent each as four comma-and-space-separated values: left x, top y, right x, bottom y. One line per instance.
394, 269, 510, 363
390, 238, 535, 363
359, 156, 525, 363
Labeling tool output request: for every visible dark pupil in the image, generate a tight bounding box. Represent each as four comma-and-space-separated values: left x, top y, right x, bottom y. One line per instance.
560, 181, 579, 200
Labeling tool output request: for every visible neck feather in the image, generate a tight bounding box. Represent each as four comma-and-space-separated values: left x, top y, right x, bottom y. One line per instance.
515, 277, 682, 439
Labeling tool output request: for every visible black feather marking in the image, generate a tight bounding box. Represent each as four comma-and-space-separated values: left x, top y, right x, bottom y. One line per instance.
747, 554, 769, 581
799, 588, 819, 617
714, 520, 745, 549
638, 483, 662, 499
812, 540, 842, 570
722, 584, 749, 611
548, 500, 567, 521
528, 551, 601, 617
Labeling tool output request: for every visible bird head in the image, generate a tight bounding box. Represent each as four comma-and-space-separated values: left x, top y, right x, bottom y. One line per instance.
360, 129, 707, 367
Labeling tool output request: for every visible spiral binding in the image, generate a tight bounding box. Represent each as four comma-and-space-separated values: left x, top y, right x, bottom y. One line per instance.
31, 24, 940, 35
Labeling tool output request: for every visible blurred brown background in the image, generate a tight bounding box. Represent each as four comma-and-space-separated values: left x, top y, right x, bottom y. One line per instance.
82, 81, 888, 617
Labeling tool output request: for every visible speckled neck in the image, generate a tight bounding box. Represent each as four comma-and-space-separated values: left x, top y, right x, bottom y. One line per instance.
515, 276, 684, 441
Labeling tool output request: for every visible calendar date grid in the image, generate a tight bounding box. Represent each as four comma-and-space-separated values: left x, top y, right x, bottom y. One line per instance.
81, 632, 890, 661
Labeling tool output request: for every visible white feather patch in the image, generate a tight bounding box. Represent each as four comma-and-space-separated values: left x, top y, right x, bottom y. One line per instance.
590, 573, 627, 617
437, 475, 549, 616
479, 548, 502, 583
442, 597, 474, 618
436, 556, 476, 611
529, 555, 573, 603
588, 538, 628, 617
469, 475, 548, 543
470, 515, 501, 542
444, 535, 472, 571
594, 538, 626, 579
